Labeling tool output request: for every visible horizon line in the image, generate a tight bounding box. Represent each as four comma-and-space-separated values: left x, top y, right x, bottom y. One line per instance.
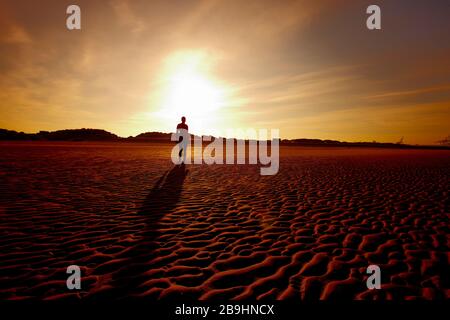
1, 127, 449, 148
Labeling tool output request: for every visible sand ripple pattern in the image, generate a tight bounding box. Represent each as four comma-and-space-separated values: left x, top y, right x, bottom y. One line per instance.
0, 143, 448, 300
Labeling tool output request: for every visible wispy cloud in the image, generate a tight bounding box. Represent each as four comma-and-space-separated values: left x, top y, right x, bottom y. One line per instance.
0, 0, 449, 143
110, 0, 145, 34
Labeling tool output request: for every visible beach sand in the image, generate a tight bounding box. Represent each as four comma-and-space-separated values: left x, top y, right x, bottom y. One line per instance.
0, 142, 448, 300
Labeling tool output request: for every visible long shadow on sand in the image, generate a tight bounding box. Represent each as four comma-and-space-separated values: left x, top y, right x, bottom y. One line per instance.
102, 164, 188, 300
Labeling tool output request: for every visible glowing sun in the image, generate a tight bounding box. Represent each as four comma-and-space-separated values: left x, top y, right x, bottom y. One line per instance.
157, 51, 227, 133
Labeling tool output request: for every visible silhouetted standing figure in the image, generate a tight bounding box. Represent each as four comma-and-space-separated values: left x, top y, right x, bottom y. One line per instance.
176, 116, 189, 164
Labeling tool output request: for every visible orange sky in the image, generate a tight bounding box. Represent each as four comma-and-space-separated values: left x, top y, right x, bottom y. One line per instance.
0, 0, 449, 144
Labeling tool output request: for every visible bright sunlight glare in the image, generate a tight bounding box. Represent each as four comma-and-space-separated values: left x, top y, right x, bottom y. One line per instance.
156, 51, 228, 134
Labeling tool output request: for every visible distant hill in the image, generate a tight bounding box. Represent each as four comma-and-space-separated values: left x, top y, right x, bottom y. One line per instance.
280, 138, 425, 149
0, 129, 35, 140
132, 132, 171, 141
1, 128, 449, 150
39, 129, 119, 141
0, 128, 119, 141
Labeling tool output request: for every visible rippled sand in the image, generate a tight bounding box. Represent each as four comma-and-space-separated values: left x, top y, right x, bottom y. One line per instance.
0, 142, 448, 301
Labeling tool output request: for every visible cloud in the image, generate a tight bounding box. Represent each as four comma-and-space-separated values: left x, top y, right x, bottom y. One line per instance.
110, 0, 145, 34
0, 24, 32, 44
0, 0, 449, 143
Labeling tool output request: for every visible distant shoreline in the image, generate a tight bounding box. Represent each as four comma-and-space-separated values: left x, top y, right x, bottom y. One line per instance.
1, 128, 449, 150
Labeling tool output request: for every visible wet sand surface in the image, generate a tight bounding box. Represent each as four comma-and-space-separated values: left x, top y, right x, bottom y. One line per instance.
0, 142, 448, 300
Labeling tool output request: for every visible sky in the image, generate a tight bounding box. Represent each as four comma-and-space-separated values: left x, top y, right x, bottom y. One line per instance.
0, 0, 449, 144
